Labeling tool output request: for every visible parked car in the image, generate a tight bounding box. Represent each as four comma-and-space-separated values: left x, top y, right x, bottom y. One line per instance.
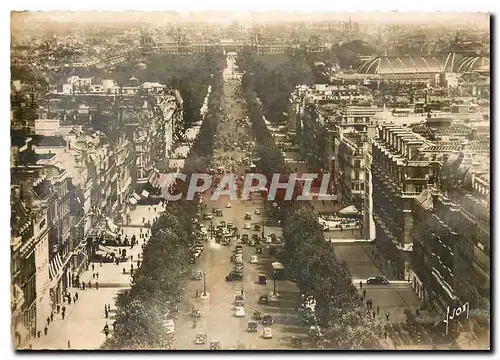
254, 209, 261, 215
210, 341, 221, 350
195, 333, 207, 345
203, 213, 213, 220
257, 274, 267, 284
249, 255, 258, 264
226, 202, 232, 208
366, 276, 389, 285
164, 319, 175, 335
192, 270, 203, 280
245, 212, 252, 220
244, 222, 251, 230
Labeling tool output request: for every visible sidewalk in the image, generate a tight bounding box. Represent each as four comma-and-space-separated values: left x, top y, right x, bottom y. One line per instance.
26, 205, 160, 350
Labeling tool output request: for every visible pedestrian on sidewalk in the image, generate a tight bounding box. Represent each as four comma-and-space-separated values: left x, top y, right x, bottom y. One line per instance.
92, 263, 95, 271
96, 272, 99, 279
363, 289, 366, 298
93, 273, 95, 279
130, 255, 133, 262
88, 281, 92, 289
107, 304, 111, 312
384, 331, 388, 339
366, 300, 370, 309
372, 311, 376, 319
67, 340, 71, 349
44, 326, 48, 336
359, 281, 363, 290
105, 310, 108, 319
68, 296, 72, 305
73, 296, 77, 304
37, 330, 41, 338
386, 311, 390, 321
62, 307, 66, 320
377, 305, 380, 315
96, 281, 99, 290
50, 312, 54, 322
82, 281, 86, 290
57, 304, 61, 313
75, 292, 79, 301
100, 260, 103, 267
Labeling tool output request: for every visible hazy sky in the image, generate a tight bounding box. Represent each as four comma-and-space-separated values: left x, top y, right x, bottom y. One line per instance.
12, 11, 490, 27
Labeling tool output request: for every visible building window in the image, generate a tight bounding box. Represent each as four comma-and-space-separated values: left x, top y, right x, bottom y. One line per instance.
360, 183, 365, 191
354, 171, 359, 180
354, 160, 361, 168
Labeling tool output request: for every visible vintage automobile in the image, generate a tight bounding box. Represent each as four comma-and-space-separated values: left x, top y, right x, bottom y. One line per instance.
192, 270, 203, 281
247, 321, 258, 332
366, 276, 389, 285
235, 295, 245, 306
258, 295, 269, 305
235, 306, 245, 317
262, 314, 273, 326
226, 271, 243, 281
192, 306, 202, 317
257, 274, 267, 285
195, 333, 207, 345
244, 212, 252, 220
262, 327, 273, 339
249, 255, 258, 264
164, 319, 175, 335
210, 341, 221, 350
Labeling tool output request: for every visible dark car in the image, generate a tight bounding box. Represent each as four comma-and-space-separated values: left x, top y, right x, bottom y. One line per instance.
262, 314, 273, 326
258, 295, 269, 305
226, 271, 243, 281
257, 274, 267, 285
366, 276, 389, 285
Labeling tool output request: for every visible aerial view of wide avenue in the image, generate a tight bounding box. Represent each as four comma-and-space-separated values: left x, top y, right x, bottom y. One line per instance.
10, 11, 490, 350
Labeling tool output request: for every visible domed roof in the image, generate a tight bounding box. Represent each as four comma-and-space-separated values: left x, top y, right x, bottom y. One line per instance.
453, 55, 490, 73
358, 55, 445, 74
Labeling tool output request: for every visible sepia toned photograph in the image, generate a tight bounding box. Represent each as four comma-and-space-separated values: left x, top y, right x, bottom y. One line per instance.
10, 10, 490, 350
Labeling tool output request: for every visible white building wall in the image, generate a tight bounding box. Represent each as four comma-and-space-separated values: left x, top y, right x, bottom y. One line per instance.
34, 220, 50, 330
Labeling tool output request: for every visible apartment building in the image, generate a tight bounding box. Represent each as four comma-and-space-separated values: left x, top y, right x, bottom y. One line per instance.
411, 146, 490, 315
371, 124, 441, 279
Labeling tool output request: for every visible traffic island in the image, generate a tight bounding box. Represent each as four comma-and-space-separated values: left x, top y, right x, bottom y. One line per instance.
200, 292, 210, 300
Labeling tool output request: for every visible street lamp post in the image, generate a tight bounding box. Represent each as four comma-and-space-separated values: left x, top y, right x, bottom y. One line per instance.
273, 271, 277, 296
210, 220, 213, 239
203, 271, 207, 296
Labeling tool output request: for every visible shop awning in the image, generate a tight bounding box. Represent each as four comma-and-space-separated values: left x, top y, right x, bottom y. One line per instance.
49, 254, 63, 280
339, 205, 359, 215
129, 197, 138, 205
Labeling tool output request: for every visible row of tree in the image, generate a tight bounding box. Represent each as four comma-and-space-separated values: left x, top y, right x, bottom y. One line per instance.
104, 72, 222, 350
242, 76, 382, 349
238, 50, 314, 125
